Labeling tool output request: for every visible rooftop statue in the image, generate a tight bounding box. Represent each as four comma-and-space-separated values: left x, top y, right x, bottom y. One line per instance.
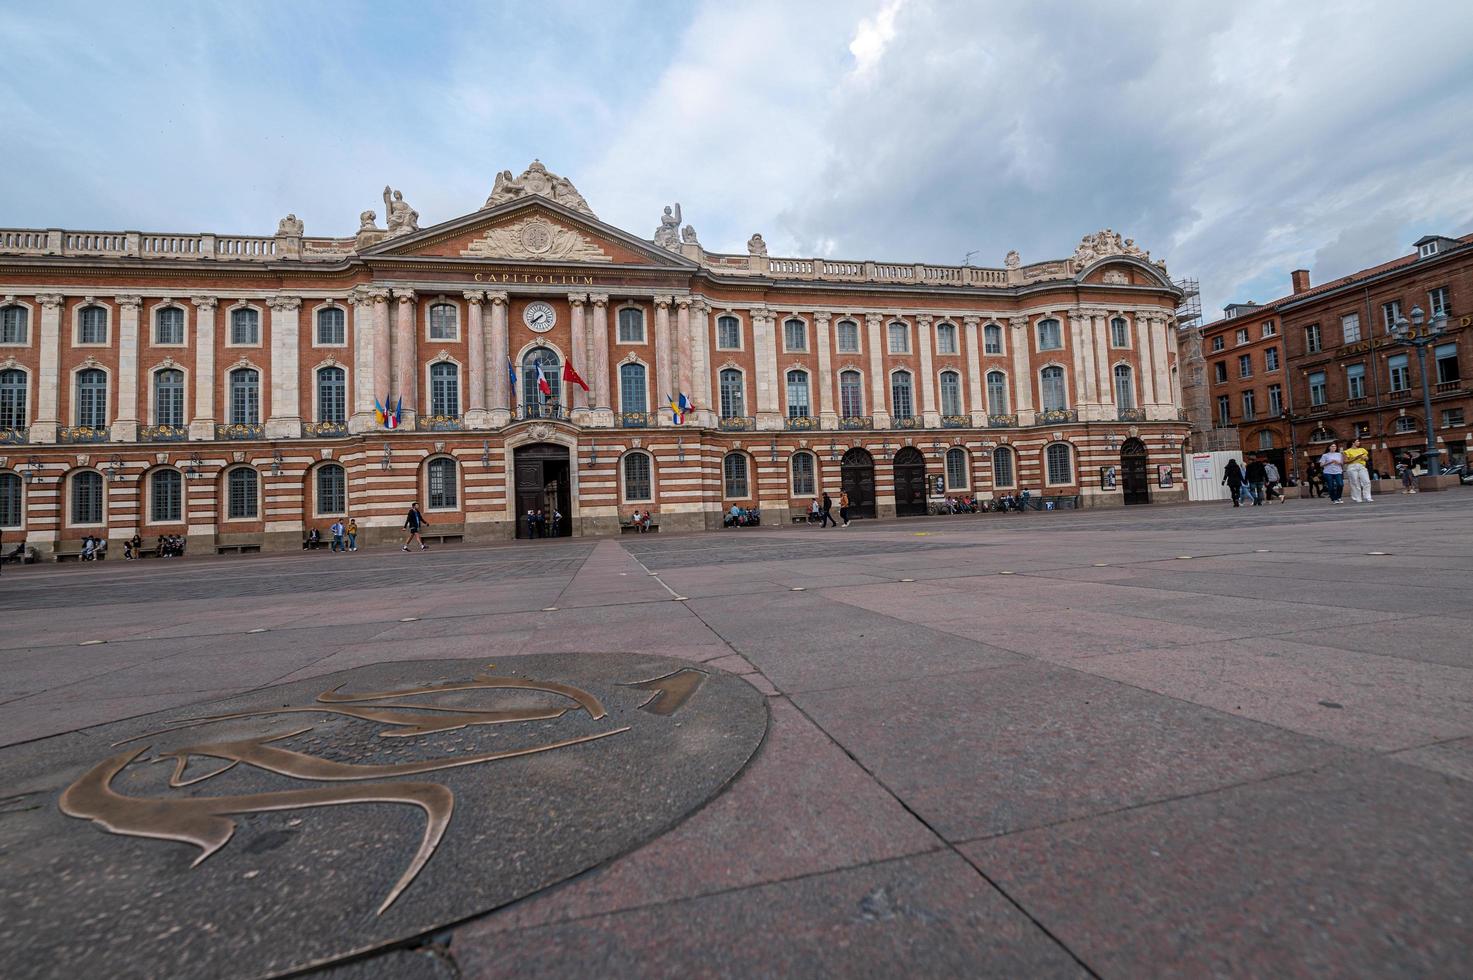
654, 203, 681, 249
483, 161, 597, 217
1071, 229, 1152, 271
275, 213, 303, 237
383, 187, 420, 238
681, 224, 699, 246
746, 233, 767, 257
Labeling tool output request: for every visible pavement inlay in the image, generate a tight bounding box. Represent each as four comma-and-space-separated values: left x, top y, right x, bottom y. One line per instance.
0, 653, 767, 979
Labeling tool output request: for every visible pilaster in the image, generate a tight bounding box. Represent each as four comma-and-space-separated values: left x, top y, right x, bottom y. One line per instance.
1138, 313, 1159, 408
865, 313, 890, 427
1010, 315, 1035, 426
109, 295, 142, 442
371, 288, 392, 423
487, 291, 511, 427
264, 294, 302, 439
752, 307, 782, 429
464, 290, 489, 428
589, 294, 612, 425
31, 294, 64, 443
917, 314, 939, 428
567, 293, 590, 420
653, 295, 674, 426
688, 299, 713, 427
676, 297, 693, 404
392, 289, 417, 427
348, 287, 377, 433
963, 316, 985, 426
815, 311, 837, 429
189, 296, 218, 439
1091, 309, 1112, 418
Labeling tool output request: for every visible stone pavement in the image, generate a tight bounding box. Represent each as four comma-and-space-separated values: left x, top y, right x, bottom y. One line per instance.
2, 493, 1472, 978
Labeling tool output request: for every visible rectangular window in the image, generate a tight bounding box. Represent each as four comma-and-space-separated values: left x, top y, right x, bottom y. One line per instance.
890, 375, 914, 419
428, 304, 456, 341
1217, 395, 1230, 426
317, 307, 346, 345
1267, 383, 1282, 415
617, 308, 645, 343
1035, 320, 1062, 351
1261, 320, 1277, 337
1304, 323, 1321, 353
786, 372, 810, 418
984, 325, 1002, 354
1382, 300, 1402, 333
1341, 313, 1361, 344
1211, 336, 1224, 352
888, 322, 909, 353
1441, 408, 1465, 428
1435, 342, 1460, 384
1346, 363, 1366, 399
836, 320, 860, 353
1388, 353, 1410, 392
936, 322, 958, 354
1236, 327, 1249, 345
1214, 362, 1227, 384
151, 473, 182, 523
1429, 287, 1450, 318
783, 319, 807, 352
1309, 370, 1327, 406
230, 308, 259, 345
716, 315, 741, 350
1238, 354, 1252, 378
1265, 347, 1279, 371
1241, 390, 1256, 420
155, 307, 185, 345
1110, 318, 1129, 348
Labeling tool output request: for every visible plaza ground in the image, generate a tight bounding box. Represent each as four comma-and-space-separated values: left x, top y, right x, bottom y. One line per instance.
3, 493, 1472, 977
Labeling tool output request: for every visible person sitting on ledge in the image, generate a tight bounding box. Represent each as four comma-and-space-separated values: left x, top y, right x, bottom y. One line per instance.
80, 535, 96, 561
2, 539, 26, 564
303, 528, 321, 550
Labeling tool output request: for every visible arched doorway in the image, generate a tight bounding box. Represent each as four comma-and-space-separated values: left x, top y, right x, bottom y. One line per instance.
1121, 438, 1150, 505
840, 447, 876, 519
893, 447, 928, 517
513, 442, 572, 538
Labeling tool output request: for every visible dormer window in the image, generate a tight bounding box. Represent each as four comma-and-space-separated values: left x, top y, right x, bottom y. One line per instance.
1419, 241, 1439, 258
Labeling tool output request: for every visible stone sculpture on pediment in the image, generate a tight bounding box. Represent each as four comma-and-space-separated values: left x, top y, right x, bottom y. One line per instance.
681, 224, 700, 246
276, 214, 304, 237
461, 217, 613, 263
654, 204, 682, 249
383, 187, 420, 238
747, 233, 768, 257
1004, 250, 1020, 269
483, 161, 597, 217
1071, 229, 1152, 272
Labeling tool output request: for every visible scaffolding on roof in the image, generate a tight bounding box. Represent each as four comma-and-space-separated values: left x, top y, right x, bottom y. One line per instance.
1174, 277, 1201, 328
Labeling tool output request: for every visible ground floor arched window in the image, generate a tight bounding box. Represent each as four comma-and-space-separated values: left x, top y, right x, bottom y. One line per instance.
723, 453, 748, 498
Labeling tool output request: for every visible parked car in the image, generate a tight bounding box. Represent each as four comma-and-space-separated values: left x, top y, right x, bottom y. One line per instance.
1436, 462, 1473, 484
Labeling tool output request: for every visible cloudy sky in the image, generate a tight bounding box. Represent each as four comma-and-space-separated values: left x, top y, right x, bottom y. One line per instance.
4, 0, 1472, 318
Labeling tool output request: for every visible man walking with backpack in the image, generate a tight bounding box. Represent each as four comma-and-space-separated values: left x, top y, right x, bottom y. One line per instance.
818, 490, 837, 528
403, 502, 428, 551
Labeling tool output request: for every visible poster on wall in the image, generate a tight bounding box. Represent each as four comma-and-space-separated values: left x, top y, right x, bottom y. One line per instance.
1191, 454, 1213, 480
1158, 464, 1175, 488
1100, 466, 1117, 490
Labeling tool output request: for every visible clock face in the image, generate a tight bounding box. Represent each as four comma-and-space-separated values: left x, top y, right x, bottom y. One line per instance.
523, 301, 557, 333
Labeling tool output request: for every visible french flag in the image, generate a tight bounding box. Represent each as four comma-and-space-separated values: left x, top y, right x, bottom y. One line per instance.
536, 361, 552, 397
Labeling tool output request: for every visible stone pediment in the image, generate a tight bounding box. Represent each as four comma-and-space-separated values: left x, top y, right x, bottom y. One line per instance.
461, 215, 613, 263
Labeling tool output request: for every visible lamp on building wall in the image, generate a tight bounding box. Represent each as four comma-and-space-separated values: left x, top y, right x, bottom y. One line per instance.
480, 440, 491, 467
23, 456, 41, 484
1105, 431, 1120, 451
185, 452, 202, 480
769, 437, 778, 463
106, 454, 122, 482
676, 436, 685, 463
589, 441, 599, 467
271, 449, 284, 477
1390, 304, 1449, 476
829, 440, 839, 462
380, 443, 392, 472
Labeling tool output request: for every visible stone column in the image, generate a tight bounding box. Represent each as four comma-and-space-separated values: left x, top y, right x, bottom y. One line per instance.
110, 295, 142, 441
31, 294, 64, 442
866, 313, 890, 428
1069, 311, 1096, 417
372, 288, 392, 419
653, 295, 674, 425
752, 307, 782, 429
265, 294, 302, 438
464, 290, 489, 427
567, 293, 589, 418
1010, 315, 1034, 425
676, 297, 693, 403
1149, 313, 1171, 415
963, 316, 985, 426
1092, 310, 1112, 415
589, 294, 612, 423
689, 299, 713, 427
189, 296, 218, 439
815, 311, 836, 429
488, 291, 511, 426
348, 287, 376, 433
392, 289, 417, 426
1138, 313, 1159, 408
917, 315, 939, 427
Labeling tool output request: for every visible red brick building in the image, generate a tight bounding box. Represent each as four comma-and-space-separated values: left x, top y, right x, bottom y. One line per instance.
1196, 299, 1293, 473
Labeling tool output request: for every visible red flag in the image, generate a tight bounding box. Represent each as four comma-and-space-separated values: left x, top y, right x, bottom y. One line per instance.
562, 361, 590, 392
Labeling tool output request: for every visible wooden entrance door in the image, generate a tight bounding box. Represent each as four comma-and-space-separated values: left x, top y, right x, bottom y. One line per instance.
840, 447, 876, 518
1121, 438, 1150, 505
893, 447, 928, 516
513, 443, 573, 537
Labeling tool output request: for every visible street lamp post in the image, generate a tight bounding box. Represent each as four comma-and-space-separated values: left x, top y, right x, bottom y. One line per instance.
1390, 304, 1449, 480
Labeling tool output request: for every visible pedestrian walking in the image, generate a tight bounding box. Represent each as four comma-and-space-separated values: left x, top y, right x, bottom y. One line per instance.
1306, 460, 1325, 498
818, 491, 837, 528
839, 490, 851, 527
1264, 460, 1284, 502
346, 518, 358, 551
1319, 443, 1346, 504
1244, 456, 1267, 506
403, 502, 428, 550
1222, 459, 1244, 507
1343, 437, 1373, 503
1397, 451, 1418, 493
329, 519, 345, 553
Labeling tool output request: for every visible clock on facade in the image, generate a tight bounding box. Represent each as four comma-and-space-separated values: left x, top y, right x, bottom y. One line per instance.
523, 301, 557, 332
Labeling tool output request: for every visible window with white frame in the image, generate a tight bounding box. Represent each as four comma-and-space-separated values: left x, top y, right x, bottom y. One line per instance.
1235, 327, 1249, 345
986, 371, 1008, 416
1039, 366, 1067, 411
71, 471, 103, 524
618, 307, 646, 343
229, 368, 259, 424
1441, 407, 1465, 428
1261, 320, 1277, 337
1045, 443, 1074, 485
1113, 364, 1134, 410
1258, 429, 1274, 449
945, 447, 968, 489
1395, 415, 1418, 434
1268, 383, 1282, 415
154, 369, 185, 427
0, 471, 21, 528
1111, 317, 1129, 348
936, 322, 958, 354
1419, 241, 1440, 258
230, 307, 259, 345
430, 362, 459, 417
1435, 342, 1460, 384
1241, 389, 1256, 420
155, 306, 185, 345
318, 366, 347, 422
1238, 354, 1252, 378
1341, 313, 1361, 344
1, 369, 28, 428
1388, 354, 1409, 392
890, 371, 914, 419
783, 318, 807, 352
992, 446, 1015, 487
1036, 319, 1063, 351
1429, 286, 1450, 318
717, 314, 741, 349
719, 368, 745, 418
836, 319, 859, 353
791, 451, 815, 496
78, 305, 107, 344
1211, 335, 1224, 351
786, 370, 810, 418
0, 305, 27, 344
1382, 300, 1402, 333
1308, 370, 1327, 406
623, 452, 652, 502
1265, 346, 1279, 371
315, 464, 346, 515
521, 348, 560, 407
939, 370, 962, 415
839, 370, 864, 417
887, 321, 909, 353
1305, 323, 1322, 353
1215, 362, 1227, 383
317, 307, 346, 345
723, 453, 748, 497
76, 369, 107, 428
227, 467, 258, 519
983, 323, 1002, 354
150, 469, 182, 523
1217, 394, 1231, 425
619, 362, 647, 413
1346, 363, 1366, 400
428, 457, 458, 509
429, 303, 457, 341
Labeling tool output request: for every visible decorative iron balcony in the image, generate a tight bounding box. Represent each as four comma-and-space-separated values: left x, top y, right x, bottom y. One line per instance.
1036, 408, 1078, 424
304, 421, 350, 437
215, 423, 264, 440
986, 414, 1018, 428
517, 404, 566, 421
894, 416, 921, 430
619, 411, 653, 428
838, 415, 873, 430
417, 414, 464, 432
718, 415, 754, 431
1117, 408, 1146, 423
58, 426, 110, 444
0, 426, 27, 445
140, 424, 190, 442
940, 415, 970, 428
785, 415, 818, 431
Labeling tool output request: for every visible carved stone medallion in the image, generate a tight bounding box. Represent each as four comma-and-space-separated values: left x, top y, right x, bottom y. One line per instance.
519, 219, 554, 254
461, 217, 613, 263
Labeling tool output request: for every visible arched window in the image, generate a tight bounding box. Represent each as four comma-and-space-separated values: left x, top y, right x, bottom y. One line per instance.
946, 448, 969, 489
719, 369, 745, 418
623, 452, 652, 502
0, 305, 27, 344
939, 370, 962, 416
229, 368, 259, 424
1257, 430, 1275, 450
1111, 317, 1129, 348
428, 303, 457, 341
888, 321, 909, 353
0, 471, 20, 528
79, 305, 107, 344
71, 470, 103, 524
1045, 443, 1074, 485
317, 306, 346, 345
150, 468, 182, 523
786, 369, 810, 418
76, 369, 108, 428
791, 451, 816, 496
723, 453, 748, 498
986, 371, 1009, 416
318, 366, 347, 422
1113, 364, 1135, 410
619, 363, 648, 413
936, 322, 958, 355
783, 318, 807, 352
155, 306, 185, 345
0, 369, 27, 428
717, 315, 741, 349
226, 467, 258, 519
315, 463, 346, 515
429, 362, 459, 417
839, 370, 864, 417
230, 307, 259, 345
992, 446, 1015, 487
1394, 415, 1419, 433
890, 371, 914, 419
1040, 366, 1067, 411
1036, 318, 1063, 351
522, 347, 561, 411
427, 457, 458, 509
984, 323, 1002, 354
618, 307, 645, 343
836, 319, 860, 353
154, 369, 185, 427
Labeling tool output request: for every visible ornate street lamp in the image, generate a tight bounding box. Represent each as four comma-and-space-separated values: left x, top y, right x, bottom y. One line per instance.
1390, 304, 1449, 477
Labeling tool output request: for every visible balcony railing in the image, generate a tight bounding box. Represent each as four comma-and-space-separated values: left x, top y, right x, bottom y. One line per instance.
0, 426, 27, 445
1036, 408, 1078, 424
986, 414, 1018, 428
785, 415, 818, 431
1389, 389, 1414, 401
1435, 381, 1461, 394
838, 415, 873, 430
619, 411, 653, 428
140, 424, 190, 442
304, 421, 350, 437
417, 414, 464, 432
940, 415, 969, 428
517, 404, 566, 421
216, 423, 264, 440
58, 426, 110, 444
718, 415, 754, 431
1347, 397, 1368, 409
894, 416, 921, 430
1117, 408, 1146, 423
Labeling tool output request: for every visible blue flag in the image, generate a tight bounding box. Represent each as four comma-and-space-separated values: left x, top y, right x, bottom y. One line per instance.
507, 357, 517, 384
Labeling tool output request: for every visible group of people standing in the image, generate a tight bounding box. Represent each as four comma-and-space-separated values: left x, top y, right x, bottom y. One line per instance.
523, 508, 562, 538
807, 491, 852, 528
1221, 455, 1286, 506
1225, 437, 1382, 506
1312, 439, 1373, 504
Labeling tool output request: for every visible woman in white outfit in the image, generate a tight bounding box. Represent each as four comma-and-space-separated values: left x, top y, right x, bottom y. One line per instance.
1343, 437, 1373, 503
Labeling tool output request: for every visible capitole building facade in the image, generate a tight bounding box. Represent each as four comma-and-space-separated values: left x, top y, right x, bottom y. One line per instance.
0, 161, 1190, 554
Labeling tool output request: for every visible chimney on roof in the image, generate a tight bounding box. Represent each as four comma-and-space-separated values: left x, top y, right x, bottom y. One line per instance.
1291, 269, 1311, 294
